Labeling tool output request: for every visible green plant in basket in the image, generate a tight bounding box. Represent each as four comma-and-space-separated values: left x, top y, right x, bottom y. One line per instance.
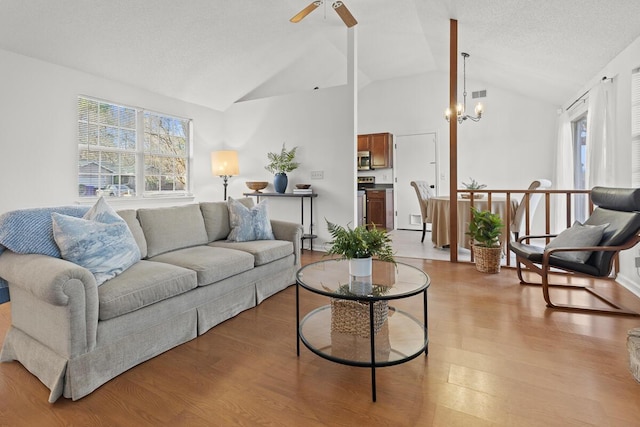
325, 220, 395, 264
466, 207, 503, 248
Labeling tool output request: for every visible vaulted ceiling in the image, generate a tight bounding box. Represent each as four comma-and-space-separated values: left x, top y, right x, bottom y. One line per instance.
1, 0, 639, 111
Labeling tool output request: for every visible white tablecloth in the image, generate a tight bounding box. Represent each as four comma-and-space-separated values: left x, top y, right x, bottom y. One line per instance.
428, 196, 519, 249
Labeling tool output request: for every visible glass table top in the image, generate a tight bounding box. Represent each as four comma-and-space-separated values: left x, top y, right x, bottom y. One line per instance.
296, 259, 430, 301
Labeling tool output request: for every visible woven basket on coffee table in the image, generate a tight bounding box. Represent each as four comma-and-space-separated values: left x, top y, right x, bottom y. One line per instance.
330, 298, 388, 338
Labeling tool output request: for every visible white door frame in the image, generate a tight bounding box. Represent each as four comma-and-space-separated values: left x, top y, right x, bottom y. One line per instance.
393, 130, 439, 230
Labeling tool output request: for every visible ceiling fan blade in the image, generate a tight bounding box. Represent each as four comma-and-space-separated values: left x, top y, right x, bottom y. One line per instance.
332, 1, 357, 27
290, 1, 322, 23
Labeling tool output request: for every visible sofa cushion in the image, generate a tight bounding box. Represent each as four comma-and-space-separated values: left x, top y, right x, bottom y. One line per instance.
98, 260, 197, 320
148, 245, 255, 286
138, 204, 208, 258
117, 209, 148, 259
209, 239, 294, 266
200, 198, 255, 242
52, 198, 141, 286
227, 197, 274, 242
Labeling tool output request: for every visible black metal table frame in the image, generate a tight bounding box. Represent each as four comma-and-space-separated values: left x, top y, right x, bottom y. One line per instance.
242, 192, 317, 250
295, 261, 428, 402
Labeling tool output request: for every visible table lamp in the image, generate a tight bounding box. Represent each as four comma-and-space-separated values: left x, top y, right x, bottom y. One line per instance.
211, 150, 239, 200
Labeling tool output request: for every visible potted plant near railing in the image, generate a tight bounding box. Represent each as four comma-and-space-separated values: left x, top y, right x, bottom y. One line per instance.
466, 207, 504, 273
461, 177, 486, 199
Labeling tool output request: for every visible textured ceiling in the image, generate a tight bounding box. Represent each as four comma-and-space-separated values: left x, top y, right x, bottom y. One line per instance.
1, 0, 639, 111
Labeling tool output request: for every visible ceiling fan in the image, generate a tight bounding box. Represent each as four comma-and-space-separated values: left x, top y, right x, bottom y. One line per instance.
290, 1, 358, 28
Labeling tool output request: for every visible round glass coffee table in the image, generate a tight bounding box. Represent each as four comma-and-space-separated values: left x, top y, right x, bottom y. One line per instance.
296, 259, 429, 401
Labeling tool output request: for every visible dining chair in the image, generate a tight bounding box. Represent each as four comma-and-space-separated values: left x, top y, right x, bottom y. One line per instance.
509, 186, 640, 316
510, 179, 552, 240
410, 181, 435, 243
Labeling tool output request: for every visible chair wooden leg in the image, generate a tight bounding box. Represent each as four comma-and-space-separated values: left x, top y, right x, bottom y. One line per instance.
421, 223, 426, 243
516, 255, 639, 316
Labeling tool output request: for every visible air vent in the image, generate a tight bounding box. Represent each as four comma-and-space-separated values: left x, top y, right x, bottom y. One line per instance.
472, 90, 487, 99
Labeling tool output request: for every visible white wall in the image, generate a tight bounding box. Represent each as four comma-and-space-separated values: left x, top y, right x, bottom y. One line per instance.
0, 48, 224, 214
358, 70, 558, 193
578, 35, 640, 296
223, 86, 355, 249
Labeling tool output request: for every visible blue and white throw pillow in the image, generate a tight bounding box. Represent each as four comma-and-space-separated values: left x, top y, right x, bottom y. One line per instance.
52, 197, 140, 286
227, 197, 275, 242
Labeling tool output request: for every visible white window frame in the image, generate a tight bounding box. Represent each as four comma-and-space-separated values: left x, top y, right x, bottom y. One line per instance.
77, 96, 192, 198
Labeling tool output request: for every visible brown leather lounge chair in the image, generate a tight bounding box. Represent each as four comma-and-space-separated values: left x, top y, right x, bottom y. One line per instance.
509, 187, 640, 316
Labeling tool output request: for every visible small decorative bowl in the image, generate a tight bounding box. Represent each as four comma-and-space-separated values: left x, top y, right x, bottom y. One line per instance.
295, 184, 311, 189
461, 192, 485, 199
246, 181, 268, 192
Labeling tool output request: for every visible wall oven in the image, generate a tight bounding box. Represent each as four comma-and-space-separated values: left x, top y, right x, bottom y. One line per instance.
357, 151, 372, 170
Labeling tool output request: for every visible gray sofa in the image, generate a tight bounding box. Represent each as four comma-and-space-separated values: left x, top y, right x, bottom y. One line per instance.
0, 199, 302, 402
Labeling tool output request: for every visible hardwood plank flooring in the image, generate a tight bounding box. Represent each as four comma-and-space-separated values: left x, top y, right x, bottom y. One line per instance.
1, 251, 640, 426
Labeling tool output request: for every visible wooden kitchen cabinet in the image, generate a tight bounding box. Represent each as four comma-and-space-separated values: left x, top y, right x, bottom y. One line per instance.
357, 132, 393, 169
366, 188, 394, 231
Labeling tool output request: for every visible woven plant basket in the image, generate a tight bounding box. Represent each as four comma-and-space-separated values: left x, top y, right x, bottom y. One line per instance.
330, 298, 388, 338
472, 244, 502, 273
628, 328, 640, 382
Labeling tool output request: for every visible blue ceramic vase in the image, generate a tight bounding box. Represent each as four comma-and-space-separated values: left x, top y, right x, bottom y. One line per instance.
274, 173, 288, 193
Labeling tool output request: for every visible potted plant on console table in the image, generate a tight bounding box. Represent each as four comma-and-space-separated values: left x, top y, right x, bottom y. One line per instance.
265, 143, 299, 193
466, 207, 504, 273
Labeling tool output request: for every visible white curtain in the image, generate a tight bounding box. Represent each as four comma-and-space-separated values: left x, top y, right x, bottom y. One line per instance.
586, 79, 617, 187
554, 111, 573, 232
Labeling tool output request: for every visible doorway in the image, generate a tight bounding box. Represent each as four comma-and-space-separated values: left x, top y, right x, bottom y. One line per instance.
394, 133, 438, 231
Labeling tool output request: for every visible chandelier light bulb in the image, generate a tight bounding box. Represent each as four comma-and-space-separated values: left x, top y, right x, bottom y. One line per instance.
444, 52, 483, 124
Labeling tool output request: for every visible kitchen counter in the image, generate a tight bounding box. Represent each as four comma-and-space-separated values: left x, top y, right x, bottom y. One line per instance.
358, 184, 394, 191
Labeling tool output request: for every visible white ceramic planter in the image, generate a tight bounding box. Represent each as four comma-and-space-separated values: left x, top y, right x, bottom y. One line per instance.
349, 257, 373, 277
349, 257, 373, 296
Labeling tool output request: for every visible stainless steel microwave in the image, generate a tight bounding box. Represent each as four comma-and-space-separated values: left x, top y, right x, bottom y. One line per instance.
357, 151, 371, 170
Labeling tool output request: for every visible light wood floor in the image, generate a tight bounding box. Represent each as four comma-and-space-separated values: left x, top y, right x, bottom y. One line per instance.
1, 251, 640, 426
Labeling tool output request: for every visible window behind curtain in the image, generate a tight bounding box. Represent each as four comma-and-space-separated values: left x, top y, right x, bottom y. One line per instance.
78, 96, 192, 198
632, 68, 640, 187
573, 114, 588, 221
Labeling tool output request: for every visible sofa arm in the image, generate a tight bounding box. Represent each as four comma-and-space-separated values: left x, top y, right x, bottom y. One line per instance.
271, 220, 303, 264
0, 251, 99, 356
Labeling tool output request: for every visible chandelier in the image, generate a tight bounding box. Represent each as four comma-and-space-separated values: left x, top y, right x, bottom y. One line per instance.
445, 52, 483, 123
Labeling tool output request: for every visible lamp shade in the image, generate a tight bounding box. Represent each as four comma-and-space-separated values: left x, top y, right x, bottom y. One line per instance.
211, 151, 239, 176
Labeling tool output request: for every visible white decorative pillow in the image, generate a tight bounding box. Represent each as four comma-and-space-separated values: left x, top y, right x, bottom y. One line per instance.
52, 197, 141, 285
227, 197, 275, 242
545, 221, 609, 263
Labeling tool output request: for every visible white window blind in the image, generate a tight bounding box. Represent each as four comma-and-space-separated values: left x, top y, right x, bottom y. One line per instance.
632, 69, 640, 187
78, 96, 192, 198
143, 112, 190, 194
78, 98, 137, 196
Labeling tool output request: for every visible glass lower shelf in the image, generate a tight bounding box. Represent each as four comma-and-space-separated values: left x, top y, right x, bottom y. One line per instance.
299, 304, 427, 367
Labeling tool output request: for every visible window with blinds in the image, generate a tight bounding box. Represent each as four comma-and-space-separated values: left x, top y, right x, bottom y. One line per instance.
77, 97, 191, 198
632, 68, 640, 187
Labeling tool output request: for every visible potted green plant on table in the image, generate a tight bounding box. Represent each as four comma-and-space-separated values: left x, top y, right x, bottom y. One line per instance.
466, 207, 504, 273
265, 143, 299, 193
461, 177, 487, 199
325, 220, 395, 337
326, 220, 395, 262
